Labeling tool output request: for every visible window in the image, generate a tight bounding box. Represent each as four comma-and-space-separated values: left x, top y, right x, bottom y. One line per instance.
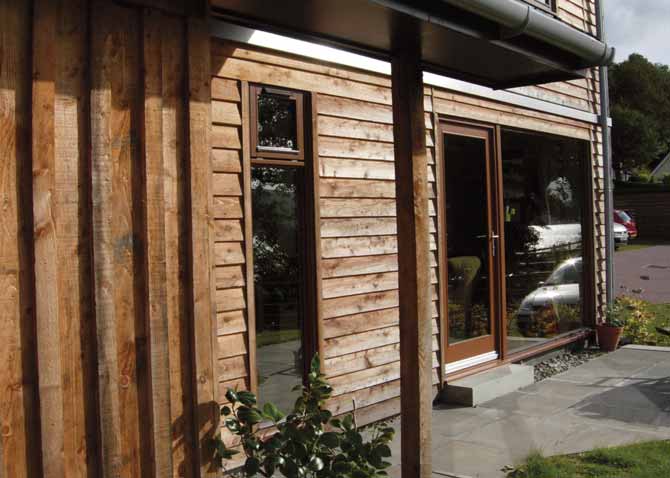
524, 0, 556, 14
501, 130, 589, 353
251, 85, 305, 161
250, 85, 314, 411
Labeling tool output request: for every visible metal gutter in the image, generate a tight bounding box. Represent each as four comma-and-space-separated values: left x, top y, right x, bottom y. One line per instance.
444, 0, 615, 67
373, 0, 615, 68
595, 0, 615, 309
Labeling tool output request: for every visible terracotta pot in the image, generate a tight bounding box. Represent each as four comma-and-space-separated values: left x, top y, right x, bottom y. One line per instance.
596, 324, 623, 352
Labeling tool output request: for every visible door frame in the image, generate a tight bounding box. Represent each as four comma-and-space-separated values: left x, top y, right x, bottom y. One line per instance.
436, 118, 508, 366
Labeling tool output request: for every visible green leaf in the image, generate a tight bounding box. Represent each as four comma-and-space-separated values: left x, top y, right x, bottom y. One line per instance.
310, 353, 321, 374
225, 389, 239, 403
308, 456, 325, 472
376, 444, 391, 458
245, 456, 260, 476
342, 414, 354, 431
263, 402, 285, 423
320, 431, 339, 448
237, 406, 263, 425
221, 406, 231, 416
237, 390, 257, 407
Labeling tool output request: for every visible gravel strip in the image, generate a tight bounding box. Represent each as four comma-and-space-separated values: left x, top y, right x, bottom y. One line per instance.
533, 349, 603, 382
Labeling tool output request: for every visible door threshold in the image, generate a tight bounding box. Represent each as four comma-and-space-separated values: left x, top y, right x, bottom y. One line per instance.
444, 351, 499, 375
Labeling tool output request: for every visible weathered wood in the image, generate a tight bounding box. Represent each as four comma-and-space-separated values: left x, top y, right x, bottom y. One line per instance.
186, 16, 218, 476
32, 0, 95, 476
0, 1, 39, 477
391, 17, 432, 477
141, 8, 173, 477
320, 218, 398, 238
322, 290, 399, 319
91, 4, 144, 476
160, 12, 193, 477
240, 81, 257, 394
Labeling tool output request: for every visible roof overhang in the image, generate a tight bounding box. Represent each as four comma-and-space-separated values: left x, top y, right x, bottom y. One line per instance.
209, 0, 615, 89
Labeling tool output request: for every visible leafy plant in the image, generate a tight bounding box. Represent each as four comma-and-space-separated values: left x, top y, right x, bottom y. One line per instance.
603, 303, 626, 328
213, 354, 395, 478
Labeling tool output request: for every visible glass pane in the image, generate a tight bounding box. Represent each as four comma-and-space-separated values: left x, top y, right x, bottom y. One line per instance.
257, 89, 298, 151
502, 130, 586, 353
252, 166, 304, 411
444, 134, 492, 344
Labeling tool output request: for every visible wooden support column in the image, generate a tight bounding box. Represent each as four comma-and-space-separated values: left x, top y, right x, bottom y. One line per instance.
390, 15, 433, 478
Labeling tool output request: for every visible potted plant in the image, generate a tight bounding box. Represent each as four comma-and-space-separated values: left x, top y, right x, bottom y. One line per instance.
597, 306, 625, 352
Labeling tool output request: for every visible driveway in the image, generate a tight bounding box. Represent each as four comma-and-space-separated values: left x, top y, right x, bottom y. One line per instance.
616, 245, 670, 303
385, 346, 670, 477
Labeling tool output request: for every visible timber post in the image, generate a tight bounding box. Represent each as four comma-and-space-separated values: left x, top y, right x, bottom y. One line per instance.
390, 14, 433, 478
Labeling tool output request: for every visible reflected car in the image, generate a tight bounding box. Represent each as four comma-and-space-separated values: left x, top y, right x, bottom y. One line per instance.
614, 209, 638, 239
613, 222, 629, 248
516, 257, 582, 334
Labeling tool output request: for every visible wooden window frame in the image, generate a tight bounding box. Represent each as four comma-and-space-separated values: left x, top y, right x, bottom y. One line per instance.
524, 0, 557, 15
250, 84, 306, 161
247, 87, 318, 394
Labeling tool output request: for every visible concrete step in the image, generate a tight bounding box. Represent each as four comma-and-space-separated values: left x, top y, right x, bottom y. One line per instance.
441, 364, 534, 407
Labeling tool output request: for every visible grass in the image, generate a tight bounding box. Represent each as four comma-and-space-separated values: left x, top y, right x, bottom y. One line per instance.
508, 441, 670, 477
256, 328, 300, 347
617, 239, 670, 252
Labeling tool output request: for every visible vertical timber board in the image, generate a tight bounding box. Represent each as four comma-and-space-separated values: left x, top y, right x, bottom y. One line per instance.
240, 81, 257, 394
187, 17, 218, 476
31, 1, 62, 476
141, 8, 174, 478
0, 1, 39, 477
32, 0, 96, 475
161, 14, 194, 478
390, 16, 432, 478
90, 3, 144, 477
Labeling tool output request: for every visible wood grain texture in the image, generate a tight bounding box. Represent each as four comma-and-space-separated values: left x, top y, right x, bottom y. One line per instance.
160, 13, 194, 478
90, 3, 144, 477
391, 19, 433, 477
0, 1, 40, 477
141, 8, 173, 478
186, 16, 218, 477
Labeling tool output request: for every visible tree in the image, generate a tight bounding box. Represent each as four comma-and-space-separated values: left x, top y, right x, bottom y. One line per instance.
609, 54, 670, 177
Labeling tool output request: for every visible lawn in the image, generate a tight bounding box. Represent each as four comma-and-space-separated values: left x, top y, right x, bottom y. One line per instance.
256, 328, 300, 347
508, 441, 670, 478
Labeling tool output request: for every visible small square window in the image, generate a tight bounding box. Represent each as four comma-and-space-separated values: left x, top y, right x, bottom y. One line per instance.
251, 85, 305, 161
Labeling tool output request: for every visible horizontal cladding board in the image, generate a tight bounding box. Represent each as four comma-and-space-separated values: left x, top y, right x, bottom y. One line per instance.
217, 310, 247, 336
321, 254, 399, 278
212, 173, 242, 196
211, 77, 241, 101
322, 271, 399, 299
212, 125, 241, 149
214, 219, 243, 242
218, 355, 249, 382
212, 197, 243, 219
218, 333, 248, 359
215, 265, 245, 289
322, 308, 399, 339
215, 287, 246, 313
212, 56, 392, 105
324, 324, 440, 359
212, 149, 242, 173
212, 100, 242, 125
325, 347, 440, 380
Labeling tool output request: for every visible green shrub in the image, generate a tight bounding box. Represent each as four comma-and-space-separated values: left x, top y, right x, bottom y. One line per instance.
213, 354, 395, 478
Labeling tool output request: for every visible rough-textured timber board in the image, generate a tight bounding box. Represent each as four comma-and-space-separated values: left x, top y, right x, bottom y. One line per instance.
32, 0, 96, 476
0, 1, 39, 477
141, 9, 173, 477
160, 13, 194, 478
187, 17, 218, 477
91, 4, 144, 476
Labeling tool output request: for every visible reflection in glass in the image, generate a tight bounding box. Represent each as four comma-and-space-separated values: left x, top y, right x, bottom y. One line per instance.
257, 89, 298, 151
444, 134, 491, 344
502, 130, 587, 353
252, 166, 304, 411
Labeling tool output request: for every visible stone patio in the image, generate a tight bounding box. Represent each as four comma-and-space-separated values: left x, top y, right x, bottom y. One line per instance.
386, 346, 670, 477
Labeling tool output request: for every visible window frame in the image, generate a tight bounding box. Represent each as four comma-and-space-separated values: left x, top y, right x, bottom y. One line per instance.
523, 0, 557, 15
250, 84, 306, 161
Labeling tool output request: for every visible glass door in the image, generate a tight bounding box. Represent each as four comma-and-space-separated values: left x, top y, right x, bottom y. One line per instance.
440, 122, 502, 364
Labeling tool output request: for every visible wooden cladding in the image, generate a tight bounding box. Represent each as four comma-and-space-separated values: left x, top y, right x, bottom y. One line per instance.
0, 1, 604, 476
0, 2, 206, 477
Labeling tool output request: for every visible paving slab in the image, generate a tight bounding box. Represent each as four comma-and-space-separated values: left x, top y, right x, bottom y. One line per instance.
386, 347, 670, 477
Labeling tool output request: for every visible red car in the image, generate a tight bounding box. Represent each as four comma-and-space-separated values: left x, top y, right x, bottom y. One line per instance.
614, 209, 638, 239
